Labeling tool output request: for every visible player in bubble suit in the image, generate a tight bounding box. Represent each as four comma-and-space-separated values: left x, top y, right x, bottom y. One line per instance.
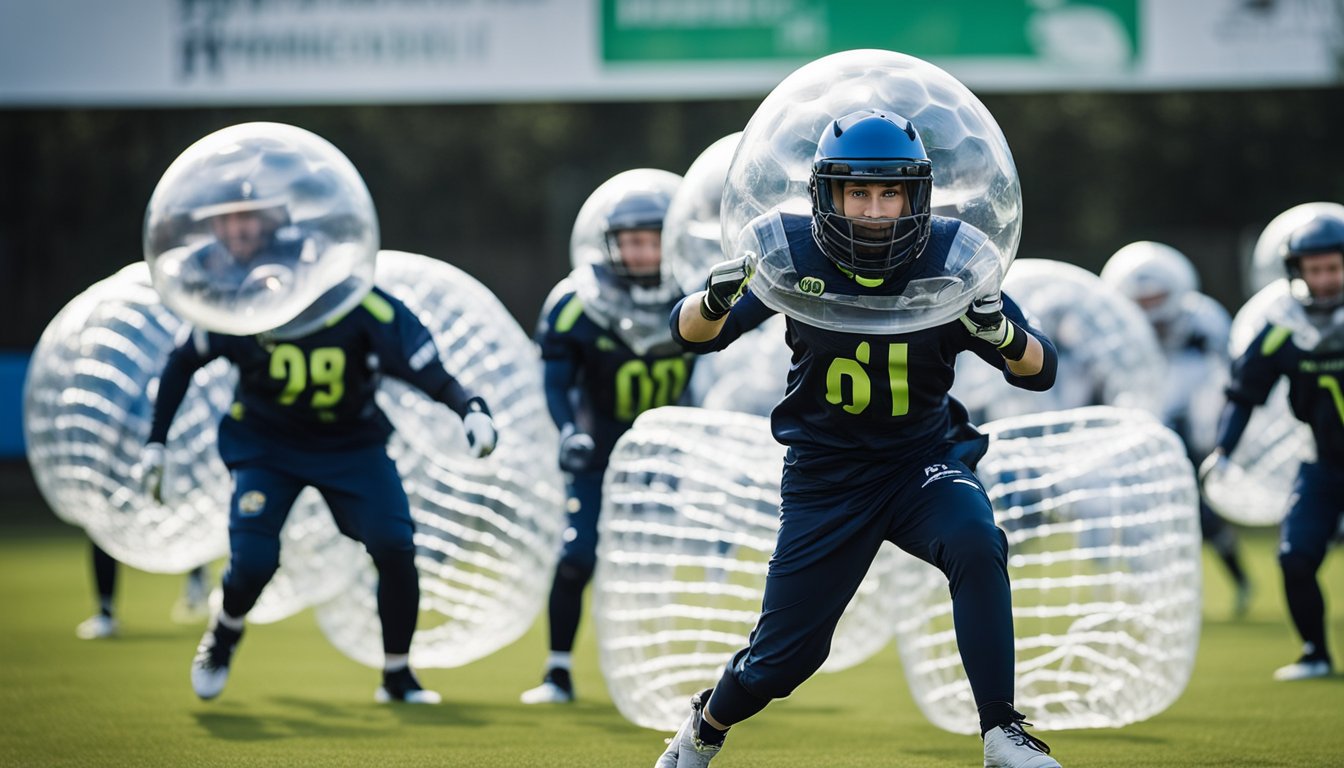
656, 111, 1062, 768
1101, 242, 1252, 616
74, 545, 210, 639
141, 158, 498, 705
521, 184, 697, 705
1201, 211, 1344, 682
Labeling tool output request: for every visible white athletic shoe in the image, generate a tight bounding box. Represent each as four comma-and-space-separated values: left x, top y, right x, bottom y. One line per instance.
1272, 657, 1332, 681
520, 680, 575, 704
191, 623, 243, 700
376, 667, 442, 704
983, 717, 1061, 768
655, 689, 722, 768
75, 614, 118, 640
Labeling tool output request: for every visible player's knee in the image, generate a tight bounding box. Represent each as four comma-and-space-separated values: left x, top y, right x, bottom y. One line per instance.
224, 546, 280, 593
939, 520, 1007, 566
362, 526, 416, 564
1279, 547, 1320, 580
555, 552, 595, 586
743, 659, 818, 700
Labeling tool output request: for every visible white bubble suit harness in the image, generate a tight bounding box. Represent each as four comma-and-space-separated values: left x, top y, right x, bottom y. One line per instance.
593, 406, 902, 730
1201, 280, 1317, 526
313, 251, 566, 668
893, 406, 1201, 733
23, 263, 233, 573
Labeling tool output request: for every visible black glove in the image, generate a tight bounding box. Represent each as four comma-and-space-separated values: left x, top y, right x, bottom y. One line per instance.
700, 256, 755, 321
558, 423, 596, 472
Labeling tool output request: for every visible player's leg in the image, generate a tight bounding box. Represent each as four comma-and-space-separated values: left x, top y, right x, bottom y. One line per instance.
193, 465, 304, 700
657, 473, 889, 767
1274, 463, 1341, 681
319, 446, 437, 704
76, 542, 119, 639
1200, 497, 1251, 617
887, 461, 1059, 768
172, 564, 211, 624
523, 468, 603, 704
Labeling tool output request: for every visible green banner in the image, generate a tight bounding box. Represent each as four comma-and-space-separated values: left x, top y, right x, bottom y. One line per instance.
602, 0, 1138, 64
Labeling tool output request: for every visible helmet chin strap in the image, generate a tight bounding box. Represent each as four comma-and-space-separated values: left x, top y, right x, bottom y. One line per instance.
833, 262, 885, 288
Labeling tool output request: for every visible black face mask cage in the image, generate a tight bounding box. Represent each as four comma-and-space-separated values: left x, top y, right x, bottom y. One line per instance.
810, 163, 932, 280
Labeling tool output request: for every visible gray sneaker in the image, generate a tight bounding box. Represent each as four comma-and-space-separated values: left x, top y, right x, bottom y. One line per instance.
655, 689, 722, 768
983, 714, 1061, 768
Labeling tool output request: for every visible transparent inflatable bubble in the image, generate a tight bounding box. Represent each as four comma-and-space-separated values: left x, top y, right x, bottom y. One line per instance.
894, 407, 1201, 733
23, 263, 233, 573
593, 407, 902, 730
569, 169, 685, 355
1202, 281, 1316, 526
145, 122, 378, 337
666, 133, 743, 296
722, 49, 1020, 334
1247, 202, 1344, 296
314, 251, 565, 668
688, 315, 790, 417
951, 260, 1164, 422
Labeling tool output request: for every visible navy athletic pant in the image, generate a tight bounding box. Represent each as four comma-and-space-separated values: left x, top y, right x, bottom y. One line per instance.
709, 453, 1014, 724
1279, 461, 1344, 659
220, 441, 419, 655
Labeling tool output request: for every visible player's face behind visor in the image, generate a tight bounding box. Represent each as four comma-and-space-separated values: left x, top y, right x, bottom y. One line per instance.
837, 180, 909, 243
1299, 252, 1344, 305
1285, 213, 1344, 311
610, 228, 662, 288
205, 207, 286, 262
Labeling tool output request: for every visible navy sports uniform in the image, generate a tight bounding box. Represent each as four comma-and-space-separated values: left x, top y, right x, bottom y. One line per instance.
1216, 322, 1344, 669
676, 212, 1056, 726
535, 280, 695, 655
149, 287, 483, 664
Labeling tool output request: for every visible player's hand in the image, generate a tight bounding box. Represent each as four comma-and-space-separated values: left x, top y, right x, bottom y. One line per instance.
958, 292, 1009, 346
139, 442, 166, 503
701, 255, 755, 320
463, 397, 497, 458
558, 424, 596, 473
1198, 451, 1231, 490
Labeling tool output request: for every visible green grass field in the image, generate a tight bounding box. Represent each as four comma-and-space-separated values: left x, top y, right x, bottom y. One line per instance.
2, 514, 1341, 767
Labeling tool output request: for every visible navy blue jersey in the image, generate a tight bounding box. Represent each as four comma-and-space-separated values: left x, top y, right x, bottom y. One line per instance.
536, 282, 697, 469
677, 213, 1056, 470
150, 287, 472, 455
1225, 323, 1344, 468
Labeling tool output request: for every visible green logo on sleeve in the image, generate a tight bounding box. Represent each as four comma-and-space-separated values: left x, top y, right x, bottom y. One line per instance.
798, 276, 825, 296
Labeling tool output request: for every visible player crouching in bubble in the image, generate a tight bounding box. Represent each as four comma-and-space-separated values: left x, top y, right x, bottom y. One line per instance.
656, 109, 1062, 767
140, 123, 497, 704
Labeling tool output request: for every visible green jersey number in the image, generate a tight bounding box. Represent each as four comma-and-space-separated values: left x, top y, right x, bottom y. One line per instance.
615, 357, 689, 422
825, 341, 909, 416
1319, 374, 1344, 426
269, 344, 346, 409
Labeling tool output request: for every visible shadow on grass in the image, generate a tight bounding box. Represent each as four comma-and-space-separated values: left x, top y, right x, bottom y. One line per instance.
193, 708, 383, 742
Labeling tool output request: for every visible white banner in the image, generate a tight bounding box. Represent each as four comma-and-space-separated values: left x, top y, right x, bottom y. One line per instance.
0, 0, 1339, 105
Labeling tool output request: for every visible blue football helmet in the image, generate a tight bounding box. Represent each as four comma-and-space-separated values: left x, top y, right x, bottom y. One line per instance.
604, 189, 670, 288
809, 110, 933, 280
1283, 212, 1344, 310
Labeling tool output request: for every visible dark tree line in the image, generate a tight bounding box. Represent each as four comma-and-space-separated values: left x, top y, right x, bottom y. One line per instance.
1, 88, 1340, 349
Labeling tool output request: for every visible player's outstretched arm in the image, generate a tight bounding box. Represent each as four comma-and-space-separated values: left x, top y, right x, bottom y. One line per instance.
142, 330, 217, 501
